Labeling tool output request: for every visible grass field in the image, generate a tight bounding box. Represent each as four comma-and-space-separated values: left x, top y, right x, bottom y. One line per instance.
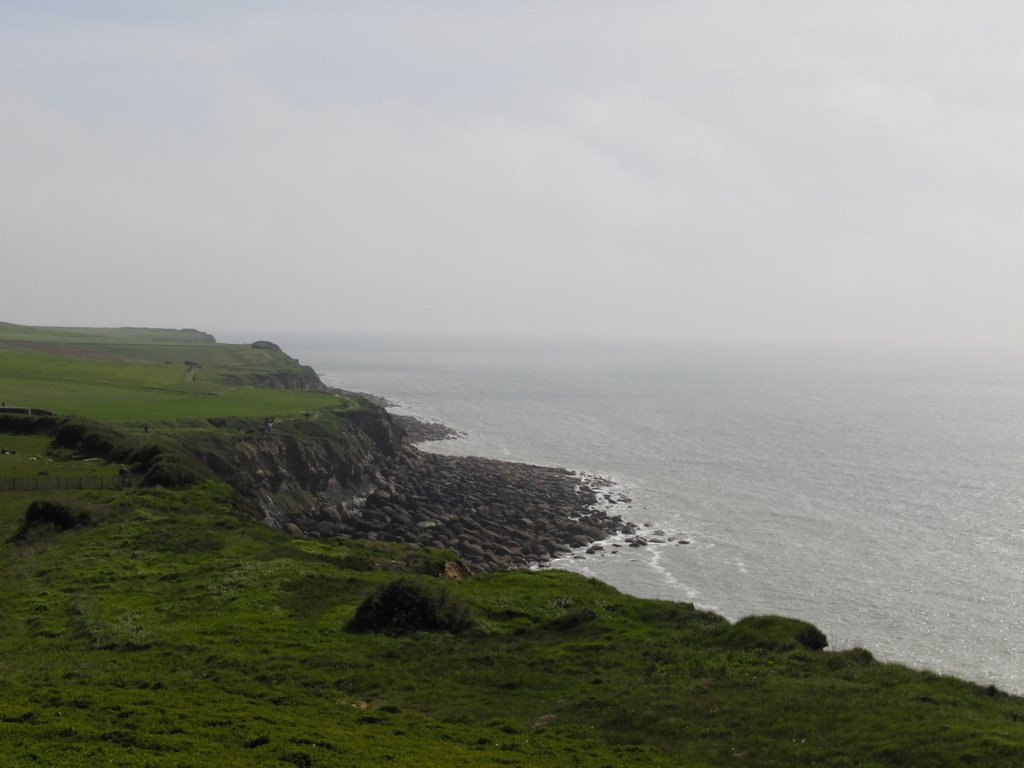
2, 484, 1024, 767
0, 324, 348, 423
0, 434, 115, 483
2, 322, 1024, 766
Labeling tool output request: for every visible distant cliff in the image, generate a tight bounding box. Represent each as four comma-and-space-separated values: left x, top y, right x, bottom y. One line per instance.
217, 370, 330, 392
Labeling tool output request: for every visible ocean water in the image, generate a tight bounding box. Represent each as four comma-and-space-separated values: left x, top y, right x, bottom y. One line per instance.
277, 333, 1024, 694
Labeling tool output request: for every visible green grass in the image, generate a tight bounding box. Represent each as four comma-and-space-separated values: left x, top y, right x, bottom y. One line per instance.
0, 434, 114, 480
2, 322, 1024, 766
0, 322, 215, 345
1, 483, 1024, 766
0, 369, 339, 422
0, 324, 350, 423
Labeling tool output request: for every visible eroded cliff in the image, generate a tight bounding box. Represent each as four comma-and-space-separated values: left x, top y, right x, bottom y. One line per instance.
202, 404, 635, 571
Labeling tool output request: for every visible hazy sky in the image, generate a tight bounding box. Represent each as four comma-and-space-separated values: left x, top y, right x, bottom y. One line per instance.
3, 2, 1023, 346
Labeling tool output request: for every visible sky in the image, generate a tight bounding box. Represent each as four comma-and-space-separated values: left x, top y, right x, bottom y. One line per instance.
2, 1, 1023, 347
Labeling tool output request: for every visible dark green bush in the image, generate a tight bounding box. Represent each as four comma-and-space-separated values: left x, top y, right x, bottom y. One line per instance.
11, 500, 92, 541
795, 623, 829, 651
125, 442, 206, 488
52, 419, 134, 461
126, 443, 163, 468
726, 615, 829, 652
347, 577, 472, 634
140, 454, 203, 488
0, 413, 58, 435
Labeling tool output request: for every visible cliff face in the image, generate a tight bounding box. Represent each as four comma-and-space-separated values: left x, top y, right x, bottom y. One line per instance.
184, 343, 634, 570
196, 403, 634, 571
218, 369, 330, 392
209, 407, 407, 528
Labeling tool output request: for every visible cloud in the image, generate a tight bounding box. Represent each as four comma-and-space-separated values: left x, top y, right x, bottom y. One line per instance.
2, 2, 1023, 345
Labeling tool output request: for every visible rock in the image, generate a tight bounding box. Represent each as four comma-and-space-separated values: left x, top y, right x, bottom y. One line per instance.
443, 560, 473, 579
241, 410, 635, 571
460, 542, 486, 560
568, 522, 606, 540
318, 506, 343, 523
366, 489, 392, 508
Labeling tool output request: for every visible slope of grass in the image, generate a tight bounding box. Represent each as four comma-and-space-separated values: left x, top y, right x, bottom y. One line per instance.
1, 484, 1023, 767
0, 368, 339, 422
0, 325, 348, 423
0, 323, 216, 345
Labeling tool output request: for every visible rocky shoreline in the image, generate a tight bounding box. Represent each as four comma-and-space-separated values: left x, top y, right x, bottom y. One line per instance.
390, 414, 466, 443
283, 416, 638, 571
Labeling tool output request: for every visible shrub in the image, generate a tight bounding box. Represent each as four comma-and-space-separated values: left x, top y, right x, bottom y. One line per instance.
0, 413, 58, 435
126, 444, 163, 468
52, 419, 134, 461
795, 623, 829, 651
126, 442, 207, 488
139, 452, 203, 488
727, 615, 829, 652
11, 500, 93, 541
347, 577, 472, 634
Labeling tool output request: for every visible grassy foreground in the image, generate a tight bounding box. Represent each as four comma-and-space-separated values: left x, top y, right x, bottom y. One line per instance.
2, 324, 1024, 766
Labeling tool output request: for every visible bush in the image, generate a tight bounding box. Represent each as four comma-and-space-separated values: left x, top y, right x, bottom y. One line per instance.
347, 577, 472, 634
726, 615, 829, 652
0, 413, 58, 435
126, 442, 206, 488
140, 454, 203, 488
795, 623, 829, 651
52, 419, 133, 461
11, 500, 93, 541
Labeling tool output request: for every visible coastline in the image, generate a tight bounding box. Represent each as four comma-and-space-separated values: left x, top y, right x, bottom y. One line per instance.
394, 413, 673, 569
305, 341, 1024, 698
4, 325, 1024, 765
304, 412, 638, 571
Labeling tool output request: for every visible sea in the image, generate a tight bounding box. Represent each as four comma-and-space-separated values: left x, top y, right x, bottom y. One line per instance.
264, 332, 1024, 694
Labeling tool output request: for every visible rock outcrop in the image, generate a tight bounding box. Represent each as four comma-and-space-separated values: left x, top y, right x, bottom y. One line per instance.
219, 370, 331, 392
301, 449, 635, 571
207, 408, 405, 526
208, 406, 634, 571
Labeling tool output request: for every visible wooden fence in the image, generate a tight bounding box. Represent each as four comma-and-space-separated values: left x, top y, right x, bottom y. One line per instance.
0, 476, 125, 492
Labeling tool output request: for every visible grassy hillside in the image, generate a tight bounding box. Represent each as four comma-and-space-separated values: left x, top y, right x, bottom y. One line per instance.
3, 485, 1024, 767
0, 323, 217, 345
2, 323, 1024, 766
0, 323, 343, 423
